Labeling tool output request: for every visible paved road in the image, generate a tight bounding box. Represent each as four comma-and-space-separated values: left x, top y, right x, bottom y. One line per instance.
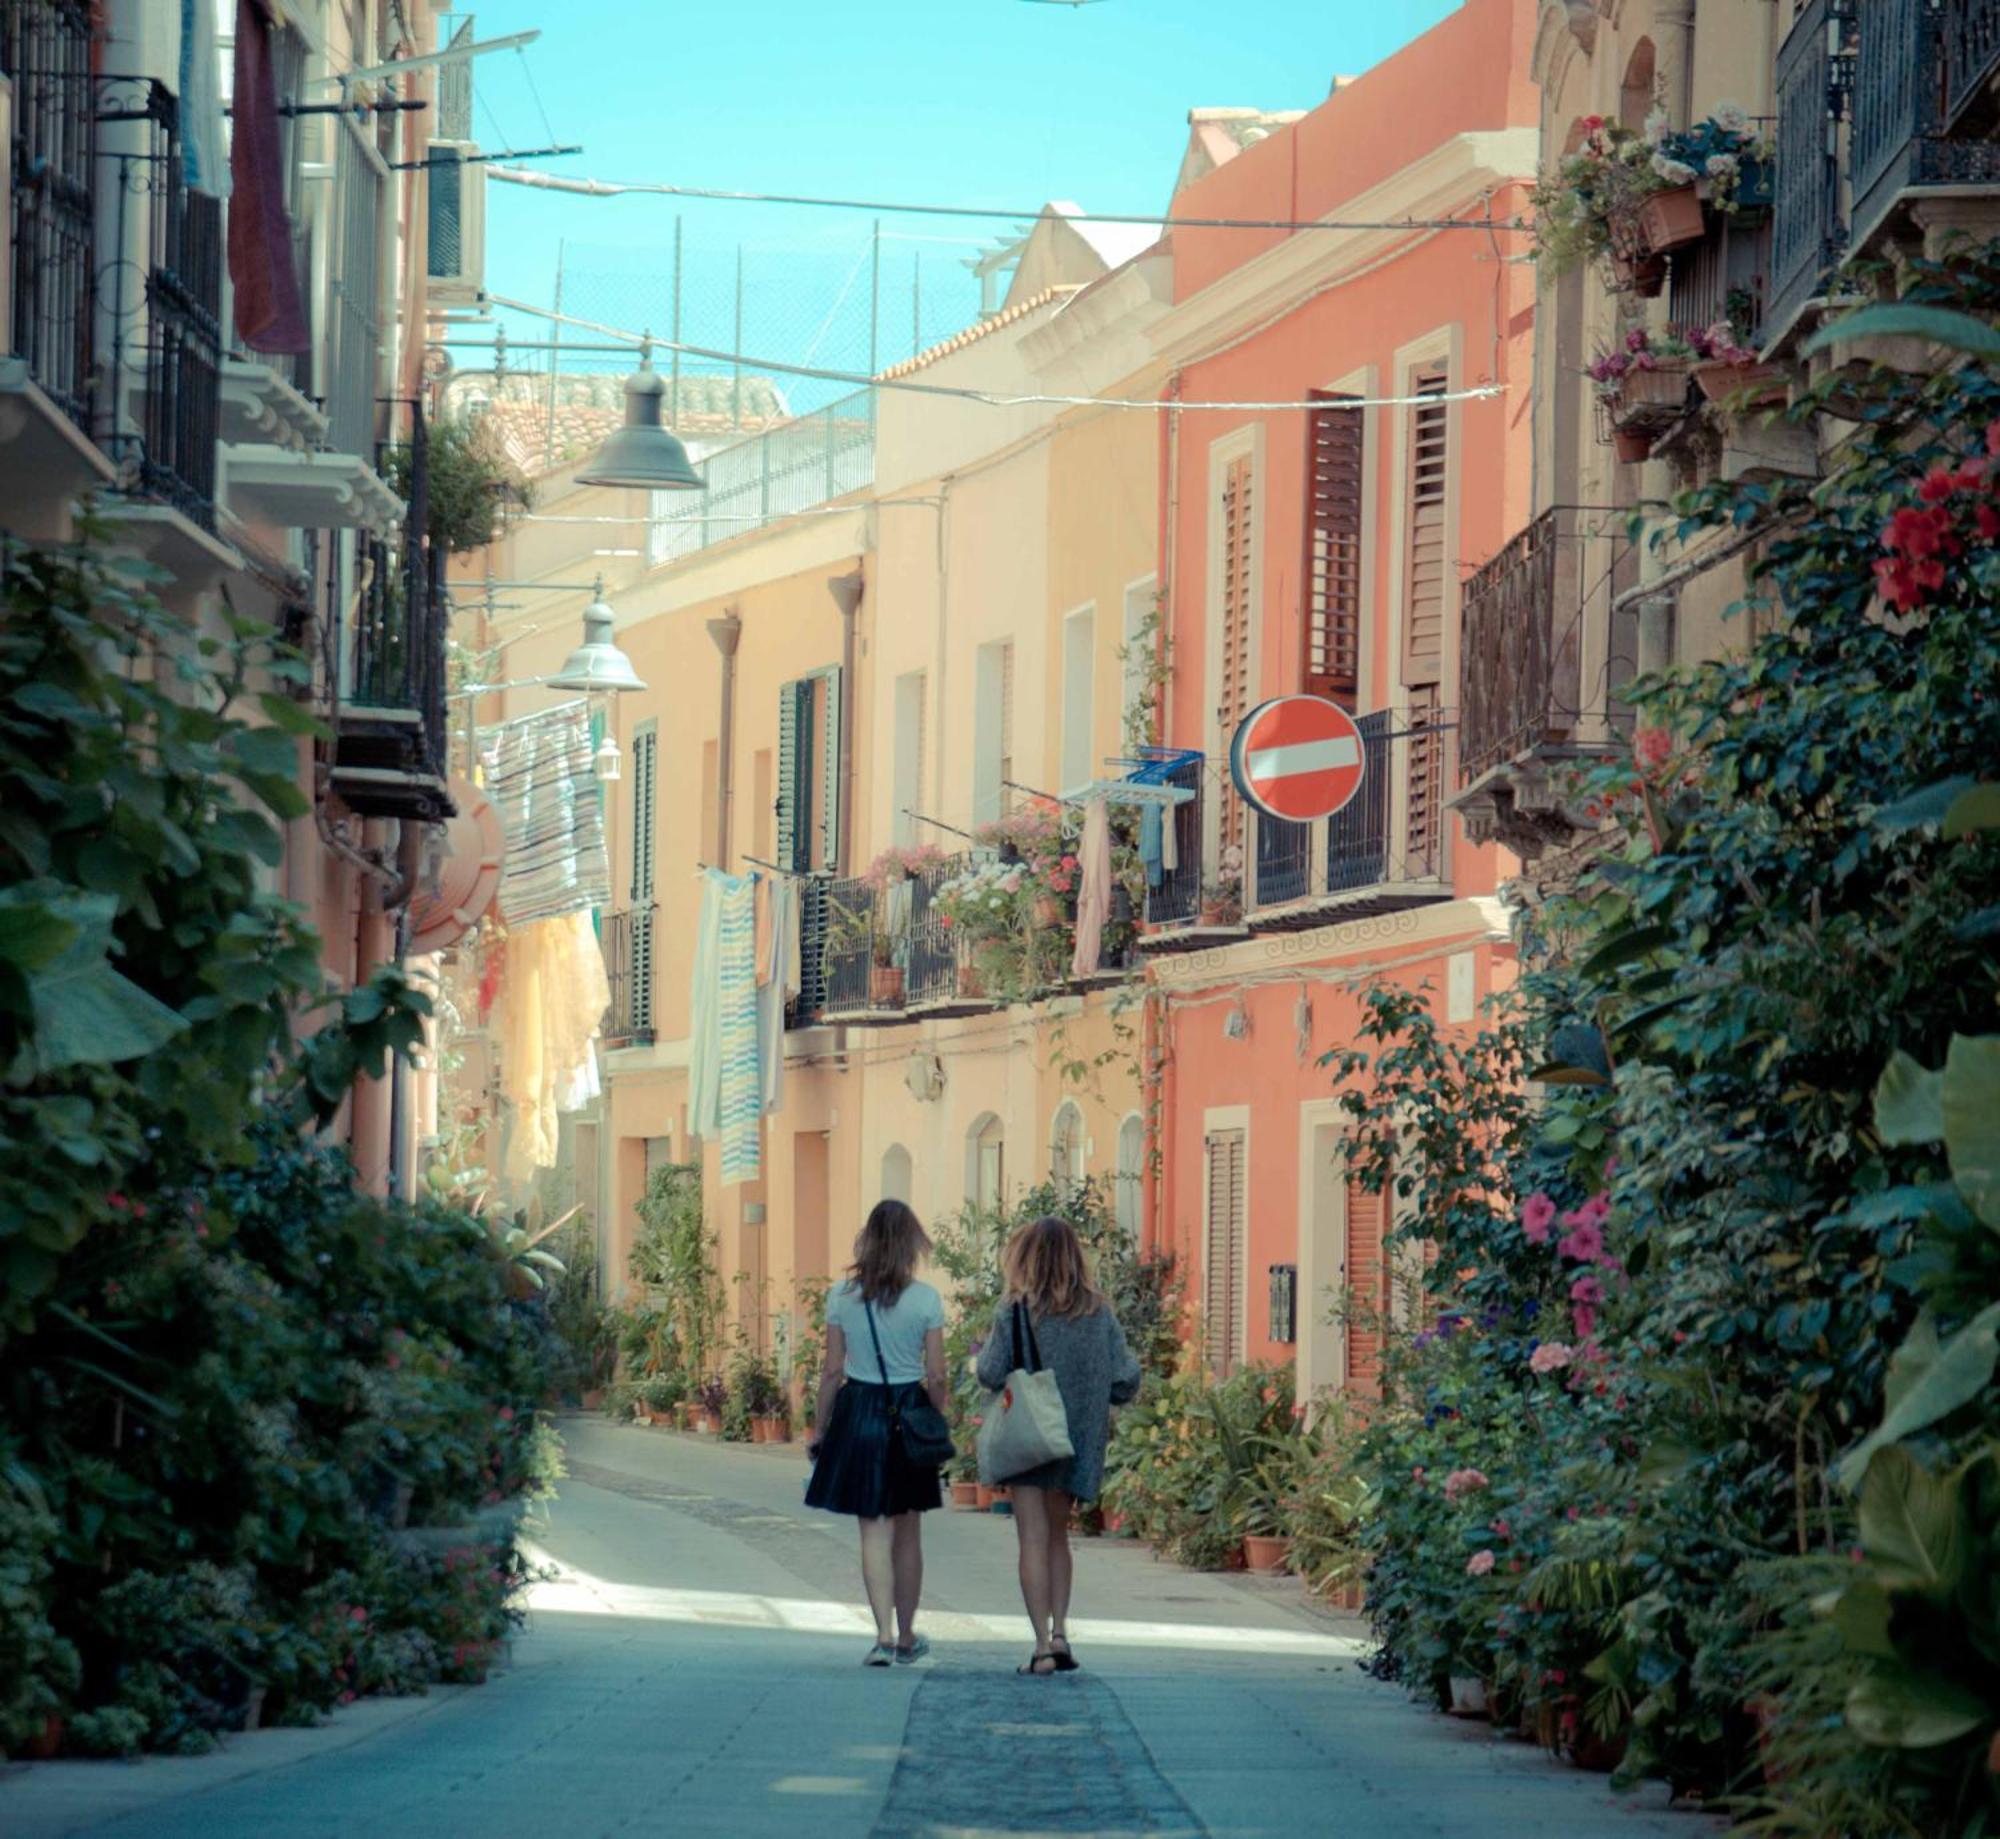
3, 1419, 1715, 1838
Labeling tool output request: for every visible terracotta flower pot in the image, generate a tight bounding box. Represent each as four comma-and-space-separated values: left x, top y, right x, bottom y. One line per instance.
957, 964, 985, 998
1638, 183, 1704, 253
580, 1388, 605, 1412
24, 1715, 63, 1760
869, 965, 905, 1005
750, 1418, 770, 1444
760, 1415, 790, 1443
1102, 1509, 1127, 1534
1242, 1534, 1291, 1574
1612, 427, 1654, 463
976, 1483, 998, 1509
951, 1480, 981, 1509
1694, 360, 1789, 406
698, 1410, 722, 1435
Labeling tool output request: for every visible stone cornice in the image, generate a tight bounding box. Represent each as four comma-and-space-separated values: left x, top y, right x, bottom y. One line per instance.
1147, 129, 1540, 370
1148, 895, 1510, 990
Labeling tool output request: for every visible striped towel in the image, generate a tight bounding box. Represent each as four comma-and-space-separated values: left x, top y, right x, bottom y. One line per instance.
715, 872, 762, 1184
480, 704, 610, 925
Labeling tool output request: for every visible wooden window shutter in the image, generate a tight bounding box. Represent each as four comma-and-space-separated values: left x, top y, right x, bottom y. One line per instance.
1303, 395, 1363, 705
1402, 371, 1449, 689
1204, 1128, 1247, 1377
775, 679, 811, 873
998, 642, 1015, 812
819, 666, 843, 870
630, 724, 658, 1033
1405, 682, 1444, 877
1219, 453, 1254, 852
1343, 1178, 1388, 1394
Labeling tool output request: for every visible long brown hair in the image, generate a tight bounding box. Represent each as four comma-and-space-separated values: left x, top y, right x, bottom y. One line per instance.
1003, 1215, 1105, 1320
849, 1199, 931, 1306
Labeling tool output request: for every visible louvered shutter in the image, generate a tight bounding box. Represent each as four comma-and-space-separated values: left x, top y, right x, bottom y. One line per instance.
630, 724, 658, 1035
1219, 454, 1254, 853
1402, 372, 1449, 688
1303, 395, 1363, 705
1204, 1128, 1247, 1377
776, 679, 811, 873
997, 643, 1015, 813
1405, 683, 1444, 877
794, 874, 828, 1023
1343, 1180, 1388, 1395
819, 666, 843, 871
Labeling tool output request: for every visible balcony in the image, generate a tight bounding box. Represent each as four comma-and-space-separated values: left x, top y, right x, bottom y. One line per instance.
1767, 0, 1853, 344
1247, 712, 1453, 930
1136, 753, 1232, 953
0, 1, 115, 524
807, 855, 1000, 1025
328, 408, 453, 822
1850, 0, 2000, 260
601, 906, 655, 1046
817, 875, 908, 1026
1452, 508, 1634, 861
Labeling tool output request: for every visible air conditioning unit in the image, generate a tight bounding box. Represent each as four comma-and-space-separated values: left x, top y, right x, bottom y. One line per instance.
425, 140, 487, 309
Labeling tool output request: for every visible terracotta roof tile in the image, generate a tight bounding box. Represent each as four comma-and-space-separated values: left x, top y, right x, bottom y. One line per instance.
874, 287, 1079, 382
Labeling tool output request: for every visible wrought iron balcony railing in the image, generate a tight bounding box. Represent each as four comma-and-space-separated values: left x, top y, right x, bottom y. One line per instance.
4, 0, 96, 430
1460, 509, 1561, 782
1768, 0, 1852, 340
1141, 753, 1203, 929
1941, 0, 2000, 132
601, 906, 656, 1044
1249, 711, 1451, 923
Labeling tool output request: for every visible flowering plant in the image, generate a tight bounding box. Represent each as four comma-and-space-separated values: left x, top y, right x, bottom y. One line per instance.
1528, 116, 1671, 271
861, 842, 947, 889
1643, 105, 1772, 211
1586, 326, 1701, 400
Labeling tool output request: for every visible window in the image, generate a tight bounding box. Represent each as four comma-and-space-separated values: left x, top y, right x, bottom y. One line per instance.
1303, 394, 1363, 705
1343, 1178, 1389, 1395
1114, 1113, 1145, 1241
1402, 368, 1449, 690
1406, 682, 1445, 875
968, 1113, 1005, 1213
1050, 1101, 1085, 1193
1060, 605, 1095, 795
1217, 452, 1255, 855
973, 640, 1015, 825
1204, 1127, 1247, 1377
778, 667, 843, 872
630, 722, 658, 1032
880, 1143, 913, 1205
892, 670, 927, 847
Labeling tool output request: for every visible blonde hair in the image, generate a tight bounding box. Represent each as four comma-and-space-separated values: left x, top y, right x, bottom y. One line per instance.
1002, 1215, 1105, 1320
850, 1199, 931, 1306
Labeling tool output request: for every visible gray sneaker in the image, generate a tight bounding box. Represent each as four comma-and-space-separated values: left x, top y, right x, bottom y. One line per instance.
863, 1642, 896, 1667
895, 1635, 931, 1665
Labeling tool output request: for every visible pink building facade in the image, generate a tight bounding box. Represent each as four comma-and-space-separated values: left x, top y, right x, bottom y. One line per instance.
1140, 0, 1539, 1406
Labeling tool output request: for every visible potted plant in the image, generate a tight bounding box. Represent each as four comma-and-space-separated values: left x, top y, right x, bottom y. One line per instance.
1644, 104, 1773, 242
868, 927, 905, 1008
1528, 116, 1673, 289
1589, 326, 1698, 461
642, 1371, 684, 1427
694, 1374, 726, 1434
1199, 844, 1244, 926
1687, 312, 1788, 407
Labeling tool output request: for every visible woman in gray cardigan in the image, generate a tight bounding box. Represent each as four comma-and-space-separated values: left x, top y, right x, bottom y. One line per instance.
976, 1215, 1141, 1676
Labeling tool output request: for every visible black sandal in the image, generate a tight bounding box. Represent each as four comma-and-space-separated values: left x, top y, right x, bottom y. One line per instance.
1018, 1651, 1058, 1676
1050, 1636, 1079, 1672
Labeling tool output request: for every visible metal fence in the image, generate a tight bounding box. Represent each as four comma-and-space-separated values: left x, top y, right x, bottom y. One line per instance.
646, 389, 876, 564
4, 0, 95, 429
601, 906, 655, 1043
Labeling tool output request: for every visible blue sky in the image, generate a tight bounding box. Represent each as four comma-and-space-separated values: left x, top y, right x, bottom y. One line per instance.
452, 1, 1460, 403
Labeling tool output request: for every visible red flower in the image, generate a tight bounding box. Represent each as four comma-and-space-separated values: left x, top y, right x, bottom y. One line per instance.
1986, 418, 2000, 456
1884, 505, 1951, 559
1978, 502, 2000, 542
498, 1406, 515, 1423
1917, 466, 1958, 503
1874, 556, 1928, 612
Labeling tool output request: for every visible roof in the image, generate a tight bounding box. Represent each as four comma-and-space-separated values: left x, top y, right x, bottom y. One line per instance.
1044, 201, 1161, 273
874, 287, 1079, 382
1173, 106, 1309, 196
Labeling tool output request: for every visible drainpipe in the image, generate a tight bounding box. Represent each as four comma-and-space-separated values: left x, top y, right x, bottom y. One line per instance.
708, 609, 743, 867
827, 567, 864, 874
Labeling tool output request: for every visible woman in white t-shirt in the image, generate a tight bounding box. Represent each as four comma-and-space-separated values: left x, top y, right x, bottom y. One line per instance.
805, 1199, 949, 1666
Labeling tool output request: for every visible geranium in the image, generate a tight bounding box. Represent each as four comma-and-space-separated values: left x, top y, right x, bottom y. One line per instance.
1558, 1218, 1605, 1265
1443, 1467, 1490, 1500
1466, 1549, 1496, 1577
1530, 1342, 1573, 1375
1520, 1191, 1557, 1244
1634, 726, 1675, 770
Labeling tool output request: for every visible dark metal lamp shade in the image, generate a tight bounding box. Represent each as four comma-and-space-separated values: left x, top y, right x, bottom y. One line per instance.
575, 361, 704, 490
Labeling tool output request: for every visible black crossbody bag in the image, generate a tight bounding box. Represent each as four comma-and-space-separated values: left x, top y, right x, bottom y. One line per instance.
862, 1297, 956, 1469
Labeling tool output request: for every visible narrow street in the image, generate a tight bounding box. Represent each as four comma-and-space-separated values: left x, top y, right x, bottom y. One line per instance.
8, 1422, 1710, 1839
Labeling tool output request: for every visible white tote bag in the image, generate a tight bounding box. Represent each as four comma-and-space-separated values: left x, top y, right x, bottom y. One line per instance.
977, 1303, 1075, 1484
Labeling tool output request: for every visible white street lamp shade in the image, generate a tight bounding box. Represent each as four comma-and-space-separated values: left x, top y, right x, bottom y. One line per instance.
594, 735, 622, 782
575, 363, 704, 490
548, 597, 647, 694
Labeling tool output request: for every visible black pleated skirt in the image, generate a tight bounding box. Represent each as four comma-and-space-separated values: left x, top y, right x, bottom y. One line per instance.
804, 1378, 943, 1519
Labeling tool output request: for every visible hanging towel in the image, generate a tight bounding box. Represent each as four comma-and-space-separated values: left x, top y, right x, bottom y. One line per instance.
886, 875, 915, 968
480, 704, 612, 925
1139, 804, 1164, 890
759, 876, 793, 1114
1071, 798, 1113, 980
181, 0, 230, 197
716, 872, 762, 1183
1162, 800, 1180, 875
689, 873, 725, 1139
783, 878, 803, 1001
498, 910, 612, 1181
228, 0, 307, 352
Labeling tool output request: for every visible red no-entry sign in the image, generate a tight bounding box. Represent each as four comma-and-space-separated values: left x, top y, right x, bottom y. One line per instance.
1230, 695, 1367, 822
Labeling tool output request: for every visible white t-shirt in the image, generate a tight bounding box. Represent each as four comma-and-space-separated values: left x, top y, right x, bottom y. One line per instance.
827, 1277, 944, 1384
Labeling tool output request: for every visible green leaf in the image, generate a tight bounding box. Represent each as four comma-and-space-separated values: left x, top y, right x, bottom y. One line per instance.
1845, 1669, 1989, 1749
225, 727, 301, 778
1839, 1305, 2000, 1491
254, 692, 326, 738
0, 892, 81, 971
1804, 302, 2000, 361
1830, 1579, 1898, 1660
1942, 783, 2000, 840
1875, 1051, 1944, 1147
1953, 904, 2000, 944
1532, 1022, 1612, 1087
1854, 1446, 1970, 1594
1942, 1036, 2000, 1229
1869, 776, 1978, 836
1579, 924, 1677, 980
22, 893, 189, 1071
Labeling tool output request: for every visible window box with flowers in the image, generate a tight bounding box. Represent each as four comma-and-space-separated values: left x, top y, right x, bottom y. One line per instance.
1589, 326, 1700, 462
1687, 317, 1789, 407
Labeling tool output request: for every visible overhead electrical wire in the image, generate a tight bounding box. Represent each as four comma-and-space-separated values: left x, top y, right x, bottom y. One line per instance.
478, 294, 1506, 414
487, 165, 1528, 238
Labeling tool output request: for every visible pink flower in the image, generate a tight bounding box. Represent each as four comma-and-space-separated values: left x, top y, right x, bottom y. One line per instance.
1520, 1192, 1556, 1245
1412, 1465, 1427, 1484
1443, 1467, 1490, 1500
1917, 466, 1959, 503
1572, 1303, 1598, 1339
1558, 1219, 1605, 1265
1574, 1192, 1611, 1227
1570, 1273, 1605, 1307
1633, 727, 1673, 770
1466, 1550, 1496, 1577
1529, 1342, 1573, 1375
498, 1406, 515, 1423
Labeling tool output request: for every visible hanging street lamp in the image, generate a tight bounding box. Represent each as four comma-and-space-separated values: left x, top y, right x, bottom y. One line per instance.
574, 350, 705, 491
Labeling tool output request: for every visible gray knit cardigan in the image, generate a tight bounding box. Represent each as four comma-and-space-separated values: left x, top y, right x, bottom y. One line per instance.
975, 1299, 1142, 1501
